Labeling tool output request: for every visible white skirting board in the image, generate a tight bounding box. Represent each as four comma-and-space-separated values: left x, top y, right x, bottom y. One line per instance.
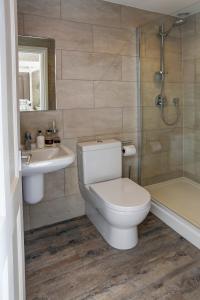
151, 200, 200, 249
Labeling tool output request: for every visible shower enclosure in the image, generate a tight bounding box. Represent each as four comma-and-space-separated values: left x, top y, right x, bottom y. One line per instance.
139, 11, 200, 248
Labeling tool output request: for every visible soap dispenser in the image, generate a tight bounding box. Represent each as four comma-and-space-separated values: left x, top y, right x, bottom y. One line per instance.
36, 130, 45, 149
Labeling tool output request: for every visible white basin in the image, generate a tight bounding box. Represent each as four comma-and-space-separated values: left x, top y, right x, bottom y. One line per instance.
22, 144, 75, 204
22, 144, 75, 176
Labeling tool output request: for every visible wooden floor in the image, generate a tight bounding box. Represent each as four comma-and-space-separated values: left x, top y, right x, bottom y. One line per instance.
25, 214, 200, 300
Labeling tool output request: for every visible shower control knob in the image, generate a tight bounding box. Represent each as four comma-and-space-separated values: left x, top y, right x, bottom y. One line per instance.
155, 94, 167, 108
173, 98, 180, 106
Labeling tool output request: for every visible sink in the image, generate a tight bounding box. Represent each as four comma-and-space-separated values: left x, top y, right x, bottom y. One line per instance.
22, 144, 75, 176
22, 144, 75, 204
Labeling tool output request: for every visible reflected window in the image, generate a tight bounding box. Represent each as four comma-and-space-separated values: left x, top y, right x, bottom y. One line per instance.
18, 46, 48, 111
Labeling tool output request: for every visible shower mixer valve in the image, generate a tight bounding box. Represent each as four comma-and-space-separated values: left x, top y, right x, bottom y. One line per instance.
173, 98, 180, 106
155, 94, 167, 108
155, 95, 180, 109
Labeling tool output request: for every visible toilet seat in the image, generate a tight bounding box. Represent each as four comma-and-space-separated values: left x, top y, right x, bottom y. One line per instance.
89, 178, 151, 212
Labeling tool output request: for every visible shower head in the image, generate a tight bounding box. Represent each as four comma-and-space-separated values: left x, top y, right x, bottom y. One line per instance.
159, 15, 187, 38
172, 12, 190, 27
173, 18, 185, 26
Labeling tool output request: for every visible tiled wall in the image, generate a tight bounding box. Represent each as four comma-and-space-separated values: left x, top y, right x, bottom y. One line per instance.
18, 0, 160, 230
182, 13, 200, 183
140, 16, 183, 186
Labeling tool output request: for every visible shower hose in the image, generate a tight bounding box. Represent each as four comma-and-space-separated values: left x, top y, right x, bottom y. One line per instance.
160, 100, 180, 126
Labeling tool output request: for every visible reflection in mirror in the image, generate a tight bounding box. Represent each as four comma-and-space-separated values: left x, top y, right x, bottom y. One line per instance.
18, 36, 56, 112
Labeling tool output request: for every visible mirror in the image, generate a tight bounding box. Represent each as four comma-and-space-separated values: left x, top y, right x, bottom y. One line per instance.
18, 36, 56, 112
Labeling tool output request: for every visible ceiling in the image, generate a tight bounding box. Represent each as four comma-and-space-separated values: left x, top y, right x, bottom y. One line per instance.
104, 0, 200, 16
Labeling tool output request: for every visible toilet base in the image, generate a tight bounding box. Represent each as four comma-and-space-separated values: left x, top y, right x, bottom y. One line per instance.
86, 201, 138, 250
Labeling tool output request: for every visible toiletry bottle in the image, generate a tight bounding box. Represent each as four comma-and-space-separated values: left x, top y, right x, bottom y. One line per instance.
24, 131, 32, 150
45, 129, 53, 147
36, 130, 45, 149
53, 136, 61, 145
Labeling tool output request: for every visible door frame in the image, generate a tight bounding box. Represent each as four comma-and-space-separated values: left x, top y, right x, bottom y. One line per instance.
0, 0, 25, 299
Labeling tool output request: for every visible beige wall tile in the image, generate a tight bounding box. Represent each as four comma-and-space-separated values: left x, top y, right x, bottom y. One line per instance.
65, 167, 79, 196
141, 16, 180, 38
144, 34, 181, 58
121, 132, 137, 142
94, 108, 122, 135
95, 132, 122, 141
64, 108, 122, 140
18, 0, 61, 18
44, 170, 65, 201
61, 0, 121, 27
29, 193, 85, 229
122, 56, 137, 81
20, 110, 63, 143
141, 53, 182, 85
183, 84, 200, 106
57, 80, 94, 109
64, 194, 85, 220
93, 26, 136, 56
143, 128, 183, 156
165, 54, 182, 83
141, 82, 160, 107
141, 58, 160, 82
62, 51, 122, 80
63, 109, 95, 138
94, 81, 136, 108
183, 107, 196, 129
29, 195, 81, 229
141, 81, 182, 108
142, 152, 181, 180
164, 83, 183, 105
122, 108, 138, 133
142, 34, 160, 58
143, 107, 182, 131
123, 155, 138, 181
182, 34, 200, 59
29, 198, 67, 229
121, 6, 160, 28
181, 15, 196, 38
23, 15, 93, 51
62, 138, 78, 166
182, 59, 195, 83
141, 19, 161, 35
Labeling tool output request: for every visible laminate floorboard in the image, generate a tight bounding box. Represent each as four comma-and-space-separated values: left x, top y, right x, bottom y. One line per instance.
25, 214, 200, 300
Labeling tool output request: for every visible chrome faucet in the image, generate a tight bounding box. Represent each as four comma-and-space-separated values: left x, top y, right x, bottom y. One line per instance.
24, 131, 32, 150
48, 120, 58, 134
21, 153, 32, 165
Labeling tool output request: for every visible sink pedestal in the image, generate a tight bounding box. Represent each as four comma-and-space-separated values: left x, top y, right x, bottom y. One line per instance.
22, 144, 75, 204
23, 174, 44, 204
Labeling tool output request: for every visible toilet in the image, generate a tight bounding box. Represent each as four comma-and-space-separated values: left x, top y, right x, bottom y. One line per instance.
77, 139, 151, 250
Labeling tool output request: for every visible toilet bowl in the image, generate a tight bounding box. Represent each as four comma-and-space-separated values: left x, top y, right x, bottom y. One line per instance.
77, 139, 151, 250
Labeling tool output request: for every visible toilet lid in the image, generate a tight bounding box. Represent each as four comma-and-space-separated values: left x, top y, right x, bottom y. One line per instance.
89, 178, 151, 212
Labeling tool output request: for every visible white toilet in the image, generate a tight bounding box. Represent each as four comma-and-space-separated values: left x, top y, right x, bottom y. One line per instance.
77, 139, 151, 250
